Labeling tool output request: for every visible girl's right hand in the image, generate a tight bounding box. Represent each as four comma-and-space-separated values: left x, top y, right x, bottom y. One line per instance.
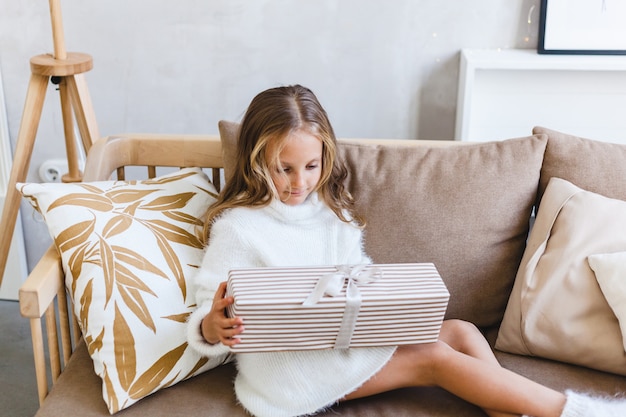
200, 281, 244, 347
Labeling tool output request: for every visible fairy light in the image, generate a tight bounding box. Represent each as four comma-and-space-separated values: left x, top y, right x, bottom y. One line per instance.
525, 5, 535, 43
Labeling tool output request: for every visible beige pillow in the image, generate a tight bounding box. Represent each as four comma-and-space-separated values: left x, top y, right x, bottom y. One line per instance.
588, 252, 626, 352
218, 120, 240, 184
218, 120, 547, 328
533, 126, 626, 209
18, 168, 225, 413
496, 177, 626, 375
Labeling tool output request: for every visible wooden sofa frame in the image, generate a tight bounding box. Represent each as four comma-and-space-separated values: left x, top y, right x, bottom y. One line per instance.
19, 133, 457, 409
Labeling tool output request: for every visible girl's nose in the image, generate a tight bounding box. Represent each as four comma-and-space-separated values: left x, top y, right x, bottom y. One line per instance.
292, 171, 305, 187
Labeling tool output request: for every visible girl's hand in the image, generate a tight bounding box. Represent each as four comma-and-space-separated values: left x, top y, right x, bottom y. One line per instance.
200, 281, 244, 347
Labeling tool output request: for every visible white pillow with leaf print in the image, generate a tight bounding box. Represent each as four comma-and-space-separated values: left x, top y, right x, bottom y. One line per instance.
18, 167, 227, 414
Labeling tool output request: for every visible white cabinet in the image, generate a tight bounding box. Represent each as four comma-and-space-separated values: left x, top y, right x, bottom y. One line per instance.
455, 49, 626, 143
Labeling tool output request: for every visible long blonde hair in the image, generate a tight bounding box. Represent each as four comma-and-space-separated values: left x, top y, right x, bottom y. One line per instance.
203, 85, 363, 242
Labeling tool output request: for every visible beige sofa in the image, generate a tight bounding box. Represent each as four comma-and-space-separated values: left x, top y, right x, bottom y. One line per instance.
19, 125, 626, 417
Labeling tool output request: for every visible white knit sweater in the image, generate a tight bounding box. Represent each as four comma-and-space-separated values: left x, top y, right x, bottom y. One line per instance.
187, 193, 396, 417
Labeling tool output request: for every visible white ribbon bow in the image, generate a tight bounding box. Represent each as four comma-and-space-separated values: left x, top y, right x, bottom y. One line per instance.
302, 265, 382, 349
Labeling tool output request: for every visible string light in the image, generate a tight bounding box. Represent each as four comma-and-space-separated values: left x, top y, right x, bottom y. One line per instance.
525, 5, 535, 43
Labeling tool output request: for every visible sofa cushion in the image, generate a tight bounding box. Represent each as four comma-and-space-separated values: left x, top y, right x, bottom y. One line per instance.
35, 341, 242, 417
496, 177, 626, 375
533, 126, 626, 210
35, 332, 626, 417
219, 120, 547, 328
18, 168, 224, 413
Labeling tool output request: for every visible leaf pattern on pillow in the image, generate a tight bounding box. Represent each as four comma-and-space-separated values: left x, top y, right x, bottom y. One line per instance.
139, 192, 195, 211
56, 218, 95, 252
46, 183, 208, 330
18, 168, 220, 413
103, 364, 120, 412
103, 212, 134, 239
113, 303, 136, 391
127, 342, 188, 400
81, 278, 104, 356
163, 312, 191, 323
49, 192, 114, 212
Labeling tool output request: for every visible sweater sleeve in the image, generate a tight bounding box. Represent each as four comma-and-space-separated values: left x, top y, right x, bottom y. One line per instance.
187, 215, 260, 358
344, 222, 373, 265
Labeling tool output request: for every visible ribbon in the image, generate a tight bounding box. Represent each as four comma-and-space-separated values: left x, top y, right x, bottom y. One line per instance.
302, 265, 382, 349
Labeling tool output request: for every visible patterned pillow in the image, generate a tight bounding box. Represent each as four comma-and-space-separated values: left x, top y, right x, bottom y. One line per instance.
18, 168, 226, 413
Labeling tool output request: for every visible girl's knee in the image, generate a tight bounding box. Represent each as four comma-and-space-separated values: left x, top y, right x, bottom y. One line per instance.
394, 342, 454, 385
439, 319, 486, 350
398, 340, 455, 367
441, 319, 480, 339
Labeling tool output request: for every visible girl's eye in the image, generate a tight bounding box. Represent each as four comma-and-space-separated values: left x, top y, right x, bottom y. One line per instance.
307, 164, 318, 170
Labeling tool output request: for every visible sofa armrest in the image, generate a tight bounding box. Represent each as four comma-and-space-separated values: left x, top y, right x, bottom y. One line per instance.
82, 134, 223, 182
20, 246, 63, 318
19, 245, 79, 405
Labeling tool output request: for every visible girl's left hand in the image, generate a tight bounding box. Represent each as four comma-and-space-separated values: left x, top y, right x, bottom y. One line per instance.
200, 281, 244, 346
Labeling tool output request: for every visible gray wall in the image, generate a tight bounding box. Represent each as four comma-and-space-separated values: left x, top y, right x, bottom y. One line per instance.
0, 0, 540, 270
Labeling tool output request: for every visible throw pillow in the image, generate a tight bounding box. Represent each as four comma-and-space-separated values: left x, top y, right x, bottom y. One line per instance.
219, 120, 547, 328
496, 177, 626, 375
218, 120, 240, 184
588, 252, 626, 352
18, 168, 225, 414
533, 126, 626, 210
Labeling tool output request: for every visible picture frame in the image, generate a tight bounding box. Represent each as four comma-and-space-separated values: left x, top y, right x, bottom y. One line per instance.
538, 0, 626, 55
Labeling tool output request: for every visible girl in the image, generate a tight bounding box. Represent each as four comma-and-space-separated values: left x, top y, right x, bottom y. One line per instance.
187, 85, 624, 417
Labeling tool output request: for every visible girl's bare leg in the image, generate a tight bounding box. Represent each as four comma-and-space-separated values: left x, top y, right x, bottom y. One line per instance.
438, 320, 518, 417
343, 320, 566, 417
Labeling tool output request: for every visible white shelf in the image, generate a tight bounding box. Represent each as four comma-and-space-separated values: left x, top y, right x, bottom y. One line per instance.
455, 48, 626, 143
458, 48, 626, 71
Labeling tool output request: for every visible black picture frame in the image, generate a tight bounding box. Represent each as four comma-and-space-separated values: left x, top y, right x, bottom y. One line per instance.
538, 0, 626, 55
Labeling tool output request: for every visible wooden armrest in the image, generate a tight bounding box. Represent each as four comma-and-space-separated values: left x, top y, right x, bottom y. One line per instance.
19, 245, 76, 404
83, 134, 223, 181
19, 246, 63, 319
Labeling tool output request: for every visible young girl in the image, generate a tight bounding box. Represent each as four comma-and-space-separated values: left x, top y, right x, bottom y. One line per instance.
187, 85, 624, 417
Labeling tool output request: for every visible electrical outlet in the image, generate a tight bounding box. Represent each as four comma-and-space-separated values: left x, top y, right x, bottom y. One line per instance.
39, 159, 69, 183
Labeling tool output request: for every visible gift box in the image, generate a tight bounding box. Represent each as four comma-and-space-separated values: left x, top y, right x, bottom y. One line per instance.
225, 263, 450, 352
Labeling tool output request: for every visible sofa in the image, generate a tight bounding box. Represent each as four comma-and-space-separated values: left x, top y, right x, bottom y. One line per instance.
18, 124, 626, 417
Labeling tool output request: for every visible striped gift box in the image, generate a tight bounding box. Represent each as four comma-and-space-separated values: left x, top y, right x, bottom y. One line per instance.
226, 263, 449, 353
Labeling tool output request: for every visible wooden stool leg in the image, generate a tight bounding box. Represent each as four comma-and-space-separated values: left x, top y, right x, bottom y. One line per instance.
0, 74, 49, 284
57, 78, 81, 183
66, 74, 99, 153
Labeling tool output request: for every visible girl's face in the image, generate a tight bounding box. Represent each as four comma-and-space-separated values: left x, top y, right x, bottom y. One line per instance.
270, 129, 323, 206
